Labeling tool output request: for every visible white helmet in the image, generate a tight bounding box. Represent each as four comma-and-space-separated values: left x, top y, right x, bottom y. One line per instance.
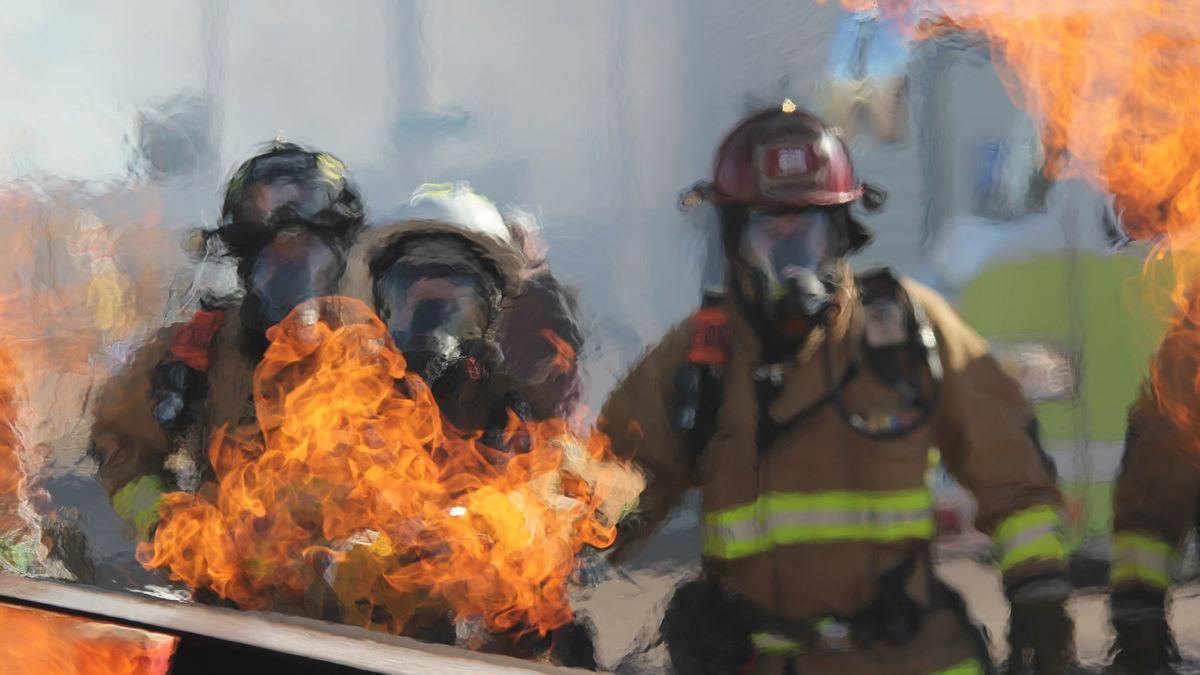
401, 181, 511, 243
343, 181, 527, 307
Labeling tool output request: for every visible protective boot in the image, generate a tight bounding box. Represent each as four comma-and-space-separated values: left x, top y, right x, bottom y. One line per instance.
1005, 586, 1077, 674
1111, 619, 1180, 675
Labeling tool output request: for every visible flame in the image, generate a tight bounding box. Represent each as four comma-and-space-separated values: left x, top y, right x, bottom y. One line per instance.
812, 2, 1200, 456
139, 297, 642, 638
820, 0, 915, 26
0, 347, 27, 537
917, 3, 1200, 465
0, 182, 180, 579
540, 328, 577, 376
0, 602, 177, 674
816, 1, 1200, 248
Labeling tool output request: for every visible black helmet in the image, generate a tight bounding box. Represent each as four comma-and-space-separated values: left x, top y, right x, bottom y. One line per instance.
216, 140, 364, 260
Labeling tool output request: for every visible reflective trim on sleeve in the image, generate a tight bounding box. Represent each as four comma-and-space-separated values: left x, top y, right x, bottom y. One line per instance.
993, 505, 1067, 572
933, 658, 986, 675
1111, 530, 1174, 590
750, 631, 803, 656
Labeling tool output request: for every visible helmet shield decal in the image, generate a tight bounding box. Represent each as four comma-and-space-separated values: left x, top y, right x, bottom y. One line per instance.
754, 138, 830, 202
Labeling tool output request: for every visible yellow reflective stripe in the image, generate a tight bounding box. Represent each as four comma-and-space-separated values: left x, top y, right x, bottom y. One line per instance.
705, 489, 934, 528
1111, 531, 1174, 590
999, 532, 1067, 571
705, 533, 772, 559
704, 489, 934, 560
751, 631, 802, 656
933, 658, 986, 675
769, 519, 935, 546
993, 505, 1066, 571
994, 505, 1059, 548
767, 489, 933, 513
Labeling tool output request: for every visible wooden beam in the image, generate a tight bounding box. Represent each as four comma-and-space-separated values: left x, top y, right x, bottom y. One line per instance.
0, 574, 589, 675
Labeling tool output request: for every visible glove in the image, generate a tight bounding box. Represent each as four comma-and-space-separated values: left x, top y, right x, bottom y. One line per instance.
572, 545, 613, 588
1110, 589, 1181, 675
1005, 577, 1077, 675
111, 474, 169, 540
663, 579, 753, 675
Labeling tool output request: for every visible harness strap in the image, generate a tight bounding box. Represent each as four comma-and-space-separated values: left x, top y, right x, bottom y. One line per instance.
753, 357, 861, 453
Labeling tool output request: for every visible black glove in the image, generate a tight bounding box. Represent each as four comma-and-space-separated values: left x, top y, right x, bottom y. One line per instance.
1005, 577, 1076, 675
1110, 589, 1180, 675
662, 579, 753, 675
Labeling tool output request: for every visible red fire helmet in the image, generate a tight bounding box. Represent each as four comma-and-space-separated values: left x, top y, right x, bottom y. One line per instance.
704, 102, 866, 210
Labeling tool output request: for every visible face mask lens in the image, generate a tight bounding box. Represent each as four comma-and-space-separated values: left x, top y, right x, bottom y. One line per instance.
247, 230, 344, 325
374, 264, 490, 353
250, 181, 333, 225
744, 209, 832, 283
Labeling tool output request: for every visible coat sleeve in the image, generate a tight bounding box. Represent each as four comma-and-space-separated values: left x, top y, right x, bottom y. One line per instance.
90, 325, 183, 501
596, 321, 696, 563
1111, 316, 1200, 594
908, 281, 1069, 588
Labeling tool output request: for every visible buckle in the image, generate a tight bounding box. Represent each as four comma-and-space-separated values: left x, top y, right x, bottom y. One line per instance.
752, 363, 785, 385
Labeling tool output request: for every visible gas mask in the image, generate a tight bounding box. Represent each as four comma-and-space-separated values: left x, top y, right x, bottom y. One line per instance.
241, 228, 347, 337
372, 238, 500, 384
736, 207, 849, 340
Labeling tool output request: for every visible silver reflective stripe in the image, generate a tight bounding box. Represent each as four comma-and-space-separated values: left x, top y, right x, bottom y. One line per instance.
705, 506, 933, 545
1112, 545, 1171, 577
714, 517, 764, 543
765, 506, 932, 529
999, 522, 1057, 557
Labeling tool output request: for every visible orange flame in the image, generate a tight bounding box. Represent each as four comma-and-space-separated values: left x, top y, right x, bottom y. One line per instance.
540, 328, 577, 376
0, 347, 27, 538
0, 185, 177, 572
818, 1, 1200, 248
0, 602, 177, 675
815, 1, 1200, 455
139, 297, 642, 638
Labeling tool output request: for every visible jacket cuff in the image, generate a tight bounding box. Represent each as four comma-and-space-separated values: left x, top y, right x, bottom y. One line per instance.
1111, 530, 1175, 591
1110, 586, 1168, 625
993, 505, 1068, 573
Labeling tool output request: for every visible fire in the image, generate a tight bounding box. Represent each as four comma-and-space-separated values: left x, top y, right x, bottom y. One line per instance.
139, 296, 642, 638
0, 602, 177, 675
815, 1, 1200, 455
815, 1, 1200, 249
540, 328, 577, 376
0, 347, 27, 538
912, 2, 1200, 461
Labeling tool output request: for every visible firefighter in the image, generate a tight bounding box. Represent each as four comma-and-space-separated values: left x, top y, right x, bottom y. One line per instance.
597, 102, 1075, 675
1107, 291, 1200, 675
338, 180, 593, 666
90, 140, 364, 541
340, 180, 584, 449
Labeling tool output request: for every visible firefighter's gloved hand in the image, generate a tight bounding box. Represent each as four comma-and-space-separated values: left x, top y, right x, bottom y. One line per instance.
572, 545, 612, 588
111, 474, 170, 540
1110, 589, 1181, 675
1005, 576, 1077, 675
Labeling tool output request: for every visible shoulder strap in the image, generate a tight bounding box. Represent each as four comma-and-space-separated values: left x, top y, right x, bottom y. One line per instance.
673, 290, 729, 458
